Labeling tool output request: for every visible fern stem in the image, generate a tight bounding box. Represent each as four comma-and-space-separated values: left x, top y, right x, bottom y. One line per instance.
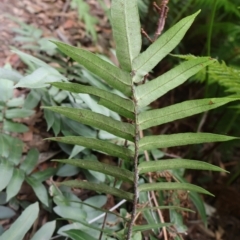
126, 88, 140, 240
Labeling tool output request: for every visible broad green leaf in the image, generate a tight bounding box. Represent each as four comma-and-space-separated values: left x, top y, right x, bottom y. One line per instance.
54, 205, 86, 222
3, 120, 28, 133
0, 79, 13, 101
23, 90, 41, 109
50, 82, 134, 119
53, 159, 134, 183
139, 97, 239, 129
138, 159, 227, 174
31, 168, 57, 182
47, 136, 134, 161
20, 148, 39, 174
31, 221, 56, 240
0, 206, 15, 219
139, 133, 238, 151
56, 164, 80, 177
44, 108, 55, 131
26, 176, 49, 207
53, 41, 132, 96
60, 180, 134, 201
6, 168, 25, 201
132, 223, 172, 232
7, 97, 25, 107
136, 57, 216, 107
5, 108, 34, 119
14, 66, 65, 89
138, 182, 213, 196
43, 106, 135, 141
65, 229, 96, 240
132, 10, 201, 82
0, 134, 11, 158
0, 202, 39, 240
8, 137, 23, 165
111, 0, 141, 71
0, 159, 14, 191
0, 68, 23, 82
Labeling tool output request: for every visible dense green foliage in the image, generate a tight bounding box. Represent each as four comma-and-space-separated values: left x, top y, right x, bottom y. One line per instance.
0, 0, 240, 239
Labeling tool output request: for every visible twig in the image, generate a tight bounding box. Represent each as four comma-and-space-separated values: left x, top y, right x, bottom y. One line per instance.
153, 0, 169, 41
141, 28, 153, 43
88, 199, 127, 224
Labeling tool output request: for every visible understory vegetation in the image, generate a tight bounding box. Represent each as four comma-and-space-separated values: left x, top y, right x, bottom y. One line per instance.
0, 0, 240, 239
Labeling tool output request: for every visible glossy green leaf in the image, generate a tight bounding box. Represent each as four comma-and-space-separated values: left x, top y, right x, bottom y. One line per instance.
53, 41, 132, 96
139, 97, 238, 130
5, 108, 34, 119
60, 180, 134, 201
43, 106, 135, 141
132, 10, 201, 82
53, 159, 134, 183
6, 168, 25, 201
138, 182, 213, 196
20, 148, 39, 174
132, 223, 172, 232
26, 176, 49, 207
0, 206, 15, 219
0, 159, 14, 191
136, 57, 216, 107
47, 136, 134, 161
65, 229, 96, 240
3, 120, 28, 133
138, 159, 228, 174
50, 82, 134, 119
139, 133, 238, 151
31, 221, 56, 240
111, 0, 141, 71
0, 202, 39, 240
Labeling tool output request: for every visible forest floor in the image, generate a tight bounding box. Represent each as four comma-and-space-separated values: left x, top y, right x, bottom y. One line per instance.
0, 0, 240, 239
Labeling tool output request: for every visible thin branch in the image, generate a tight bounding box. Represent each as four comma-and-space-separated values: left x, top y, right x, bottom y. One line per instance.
153, 0, 169, 41
88, 199, 127, 224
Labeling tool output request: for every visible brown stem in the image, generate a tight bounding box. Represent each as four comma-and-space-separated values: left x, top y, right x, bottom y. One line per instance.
153, 0, 170, 41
